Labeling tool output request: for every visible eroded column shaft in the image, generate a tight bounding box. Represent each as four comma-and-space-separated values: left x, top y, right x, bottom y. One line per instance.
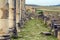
16, 0, 20, 32
19, 0, 26, 27
9, 0, 17, 37
16, 0, 20, 23
0, 0, 8, 35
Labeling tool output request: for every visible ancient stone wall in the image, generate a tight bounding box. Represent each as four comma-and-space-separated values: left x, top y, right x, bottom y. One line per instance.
43, 11, 60, 26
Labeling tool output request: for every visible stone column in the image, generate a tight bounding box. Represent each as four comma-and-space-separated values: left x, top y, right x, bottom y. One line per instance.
20, 0, 22, 21
16, 0, 20, 32
44, 18, 47, 24
57, 27, 60, 40
20, 0, 25, 27
0, 0, 10, 40
58, 31, 60, 40
0, 0, 8, 36
9, 0, 17, 37
21, 0, 25, 19
16, 0, 20, 23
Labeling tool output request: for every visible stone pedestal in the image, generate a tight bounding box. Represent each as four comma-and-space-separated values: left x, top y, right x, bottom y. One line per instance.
58, 31, 60, 40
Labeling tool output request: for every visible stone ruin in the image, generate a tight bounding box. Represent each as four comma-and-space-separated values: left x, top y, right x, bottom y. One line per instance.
0, 0, 26, 40
43, 10, 60, 40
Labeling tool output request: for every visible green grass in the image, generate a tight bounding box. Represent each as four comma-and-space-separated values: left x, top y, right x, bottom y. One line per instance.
12, 19, 58, 40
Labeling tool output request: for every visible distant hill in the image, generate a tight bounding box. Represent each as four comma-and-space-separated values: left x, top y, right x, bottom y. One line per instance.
25, 4, 60, 11
25, 4, 40, 6
50, 4, 60, 6
55, 5, 60, 6
25, 4, 41, 8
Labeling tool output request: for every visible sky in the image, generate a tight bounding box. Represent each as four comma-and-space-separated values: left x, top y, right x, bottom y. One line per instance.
25, 0, 60, 6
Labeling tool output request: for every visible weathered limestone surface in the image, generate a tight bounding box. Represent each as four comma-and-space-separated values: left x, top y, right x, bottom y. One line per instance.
58, 31, 60, 40
16, 0, 20, 23
20, 0, 22, 21
9, 0, 16, 29
20, 0, 25, 19
0, 0, 7, 8
19, 0, 26, 27
25, 5, 36, 13
9, 0, 17, 37
16, 0, 20, 32
0, 0, 8, 35
16, 0, 25, 32
0, 0, 25, 39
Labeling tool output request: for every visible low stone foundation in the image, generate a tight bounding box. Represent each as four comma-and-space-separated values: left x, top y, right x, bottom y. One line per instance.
0, 34, 10, 40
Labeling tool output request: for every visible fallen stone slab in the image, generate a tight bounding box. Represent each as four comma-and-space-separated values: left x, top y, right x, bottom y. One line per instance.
40, 32, 51, 36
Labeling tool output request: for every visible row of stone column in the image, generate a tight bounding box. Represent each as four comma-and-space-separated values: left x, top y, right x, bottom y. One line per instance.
0, 0, 25, 39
